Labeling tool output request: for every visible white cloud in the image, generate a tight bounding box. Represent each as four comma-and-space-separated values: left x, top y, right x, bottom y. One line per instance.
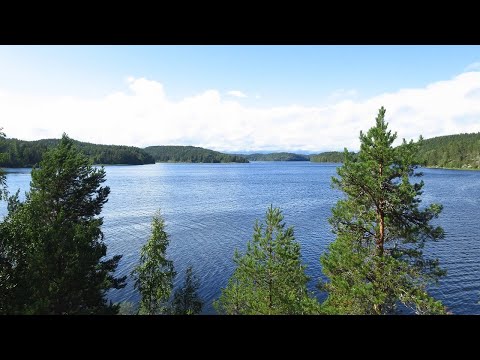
227, 90, 247, 98
327, 88, 358, 102
1, 72, 480, 152
465, 62, 480, 71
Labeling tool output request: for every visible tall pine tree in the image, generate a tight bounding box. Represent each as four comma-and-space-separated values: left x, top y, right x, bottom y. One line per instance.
132, 211, 176, 315
321, 107, 446, 315
215, 205, 321, 315
0, 134, 126, 314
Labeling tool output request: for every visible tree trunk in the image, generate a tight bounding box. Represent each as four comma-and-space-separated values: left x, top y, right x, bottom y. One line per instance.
377, 212, 384, 256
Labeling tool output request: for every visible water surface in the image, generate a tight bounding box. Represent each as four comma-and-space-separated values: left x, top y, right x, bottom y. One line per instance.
2, 162, 479, 314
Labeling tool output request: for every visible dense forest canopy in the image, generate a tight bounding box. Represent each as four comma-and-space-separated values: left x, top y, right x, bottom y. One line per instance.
309, 151, 348, 163
237, 153, 310, 161
310, 133, 480, 170
0, 138, 155, 167
144, 146, 249, 163
417, 132, 480, 169
1, 132, 479, 169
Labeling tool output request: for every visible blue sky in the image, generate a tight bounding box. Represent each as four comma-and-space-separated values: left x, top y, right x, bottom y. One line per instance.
1, 45, 480, 152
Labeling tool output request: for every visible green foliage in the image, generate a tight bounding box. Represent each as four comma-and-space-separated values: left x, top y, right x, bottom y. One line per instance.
417, 132, 480, 170
144, 145, 249, 163
0, 137, 155, 167
310, 151, 351, 163
321, 107, 446, 315
215, 205, 321, 315
132, 211, 176, 315
0, 128, 7, 200
0, 134, 126, 314
117, 301, 138, 315
171, 266, 204, 315
239, 152, 310, 161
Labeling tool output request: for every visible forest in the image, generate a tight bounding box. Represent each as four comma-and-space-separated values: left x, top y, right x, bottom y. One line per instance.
309, 151, 348, 163
144, 145, 249, 163
0, 138, 155, 167
2, 132, 479, 169
417, 132, 480, 169
237, 152, 310, 161
310, 133, 480, 169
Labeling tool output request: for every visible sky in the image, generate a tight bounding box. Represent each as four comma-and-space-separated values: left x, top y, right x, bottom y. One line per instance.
1, 45, 480, 153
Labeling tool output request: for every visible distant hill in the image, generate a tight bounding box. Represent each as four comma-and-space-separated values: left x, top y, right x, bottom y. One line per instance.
0, 138, 155, 167
310, 151, 347, 163
238, 152, 310, 161
144, 145, 249, 163
308, 133, 480, 170
2, 132, 478, 169
418, 132, 480, 170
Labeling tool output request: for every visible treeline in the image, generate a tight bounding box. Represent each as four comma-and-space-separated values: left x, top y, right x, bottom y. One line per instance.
310, 151, 349, 163
240, 132, 480, 169
0, 138, 155, 167
417, 132, 480, 170
238, 152, 310, 161
235, 151, 350, 163
0, 107, 449, 315
2, 132, 479, 170
144, 145, 249, 163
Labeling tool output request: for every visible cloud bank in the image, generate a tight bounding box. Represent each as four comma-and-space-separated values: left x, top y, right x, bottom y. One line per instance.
1, 71, 480, 152
227, 90, 247, 98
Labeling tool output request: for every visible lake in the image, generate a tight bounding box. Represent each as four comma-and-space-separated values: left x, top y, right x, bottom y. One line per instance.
1, 162, 480, 314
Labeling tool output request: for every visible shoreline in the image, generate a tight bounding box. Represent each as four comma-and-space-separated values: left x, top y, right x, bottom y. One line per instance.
424, 166, 480, 171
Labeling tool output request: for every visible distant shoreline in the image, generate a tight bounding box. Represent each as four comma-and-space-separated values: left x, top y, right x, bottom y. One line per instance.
5, 162, 480, 172
425, 166, 480, 171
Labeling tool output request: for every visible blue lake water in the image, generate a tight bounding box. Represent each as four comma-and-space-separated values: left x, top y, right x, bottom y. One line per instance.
1, 162, 480, 314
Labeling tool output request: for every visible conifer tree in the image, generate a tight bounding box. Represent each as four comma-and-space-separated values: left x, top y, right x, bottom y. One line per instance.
132, 211, 176, 315
215, 205, 321, 315
0, 134, 126, 314
171, 266, 204, 315
321, 107, 446, 315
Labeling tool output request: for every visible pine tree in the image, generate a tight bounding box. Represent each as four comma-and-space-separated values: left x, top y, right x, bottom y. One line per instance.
171, 266, 204, 315
215, 205, 321, 315
321, 107, 446, 315
0, 134, 126, 314
132, 211, 176, 315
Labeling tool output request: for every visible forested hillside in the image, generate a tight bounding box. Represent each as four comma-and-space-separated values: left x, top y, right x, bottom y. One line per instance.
418, 133, 480, 169
2, 132, 478, 169
144, 146, 249, 163
240, 152, 309, 161
0, 138, 155, 167
309, 133, 480, 170
310, 151, 347, 163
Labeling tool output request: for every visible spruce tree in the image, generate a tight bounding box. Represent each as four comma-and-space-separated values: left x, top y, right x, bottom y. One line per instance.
321, 107, 446, 315
132, 211, 176, 315
171, 266, 204, 315
215, 205, 321, 315
0, 134, 126, 314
